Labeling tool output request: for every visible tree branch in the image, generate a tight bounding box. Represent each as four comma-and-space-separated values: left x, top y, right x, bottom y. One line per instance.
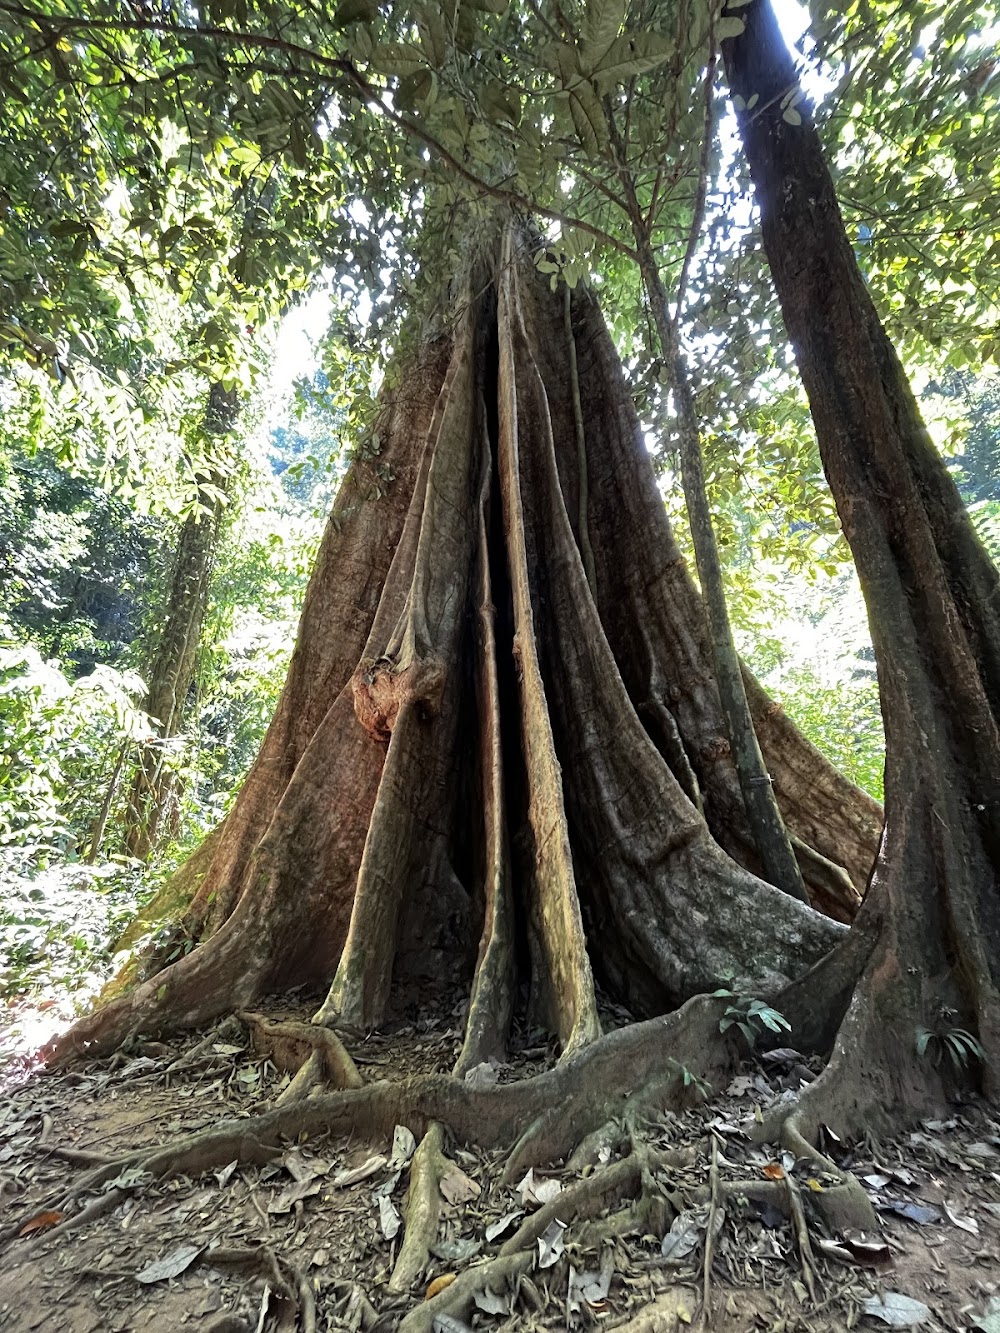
673, 30, 718, 327
0, 0, 637, 261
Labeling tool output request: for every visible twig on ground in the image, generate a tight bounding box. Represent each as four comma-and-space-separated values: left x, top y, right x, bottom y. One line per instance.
701, 1134, 721, 1326
784, 1171, 818, 1304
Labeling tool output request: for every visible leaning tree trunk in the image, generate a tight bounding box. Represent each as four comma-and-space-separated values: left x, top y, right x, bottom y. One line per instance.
121, 383, 238, 861
48, 227, 881, 1064
723, 0, 1000, 1124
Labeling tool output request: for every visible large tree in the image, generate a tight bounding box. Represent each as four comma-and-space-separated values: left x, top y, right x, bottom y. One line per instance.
57, 223, 876, 1060
40, 229, 890, 1300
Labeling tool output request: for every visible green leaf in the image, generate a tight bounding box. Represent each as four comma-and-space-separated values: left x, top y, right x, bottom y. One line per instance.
288, 121, 308, 168
542, 40, 579, 86
333, 0, 378, 25
567, 81, 609, 157
370, 42, 428, 77
580, 0, 627, 73
591, 31, 674, 90
396, 69, 435, 110
479, 80, 521, 126
415, 3, 450, 68
717, 16, 746, 39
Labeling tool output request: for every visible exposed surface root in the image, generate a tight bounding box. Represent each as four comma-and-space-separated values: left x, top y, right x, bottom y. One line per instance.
499, 1151, 643, 1257
240, 1011, 363, 1098
614, 1289, 702, 1331
8, 999, 999, 1333
701, 1135, 722, 1324
398, 1250, 532, 1333
202, 1246, 316, 1333
388, 1122, 446, 1292
784, 1171, 818, 1302
11, 998, 732, 1251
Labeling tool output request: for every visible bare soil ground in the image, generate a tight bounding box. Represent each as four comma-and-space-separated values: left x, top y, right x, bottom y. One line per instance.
1, 994, 998, 1333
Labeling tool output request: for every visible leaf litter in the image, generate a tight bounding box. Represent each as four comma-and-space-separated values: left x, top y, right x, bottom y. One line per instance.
2, 995, 999, 1332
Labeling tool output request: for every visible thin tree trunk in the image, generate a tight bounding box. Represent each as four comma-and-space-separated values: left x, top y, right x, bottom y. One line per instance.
608, 136, 807, 905
723, 0, 1000, 1119
85, 742, 127, 864
122, 382, 238, 861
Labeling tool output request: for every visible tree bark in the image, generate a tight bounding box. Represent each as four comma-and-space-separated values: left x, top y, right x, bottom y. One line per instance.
49, 229, 880, 1064
122, 382, 238, 861
608, 120, 808, 906
723, 0, 1000, 1120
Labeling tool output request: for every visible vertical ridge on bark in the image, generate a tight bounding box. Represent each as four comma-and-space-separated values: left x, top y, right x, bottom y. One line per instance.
118, 342, 448, 951
497, 236, 602, 1055
562, 283, 597, 596
563, 293, 880, 917
508, 252, 841, 1015
455, 416, 515, 1077
317, 298, 482, 1029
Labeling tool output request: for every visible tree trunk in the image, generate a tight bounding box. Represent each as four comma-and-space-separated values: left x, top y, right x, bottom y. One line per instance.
723, 0, 1000, 1123
607, 113, 807, 905
122, 383, 238, 861
49, 227, 880, 1063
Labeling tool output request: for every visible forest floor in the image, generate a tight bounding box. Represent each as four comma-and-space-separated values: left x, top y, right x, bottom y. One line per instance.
0, 993, 998, 1333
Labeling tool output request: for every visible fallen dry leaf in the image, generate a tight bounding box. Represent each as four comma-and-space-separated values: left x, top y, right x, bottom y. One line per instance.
567, 1250, 614, 1314
214, 1160, 238, 1188
431, 1238, 482, 1262
135, 1243, 204, 1284
880, 1199, 942, 1226
18, 1210, 65, 1237
943, 1200, 979, 1234
814, 1237, 855, 1265
431, 1316, 473, 1333
473, 1286, 510, 1315
333, 1153, 387, 1188
537, 1218, 567, 1268
426, 1273, 457, 1300
484, 1210, 523, 1241
378, 1193, 402, 1240
267, 1178, 321, 1214
463, 1062, 498, 1088
532, 1178, 562, 1205
390, 1125, 417, 1170
862, 1291, 931, 1327
660, 1207, 705, 1263
439, 1162, 480, 1206
973, 1294, 1000, 1333
515, 1167, 560, 1208
815, 1234, 892, 1269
